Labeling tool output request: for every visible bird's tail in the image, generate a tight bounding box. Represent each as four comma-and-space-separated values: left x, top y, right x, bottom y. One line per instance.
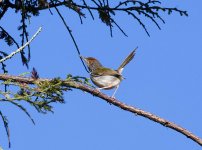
117, 47, 137, 74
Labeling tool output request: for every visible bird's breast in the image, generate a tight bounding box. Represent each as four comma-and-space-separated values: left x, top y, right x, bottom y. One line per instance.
91, 75, 121, 89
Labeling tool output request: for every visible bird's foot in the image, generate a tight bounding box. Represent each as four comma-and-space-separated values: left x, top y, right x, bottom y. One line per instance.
92, 88, 101, 96
110, 95, 116, 99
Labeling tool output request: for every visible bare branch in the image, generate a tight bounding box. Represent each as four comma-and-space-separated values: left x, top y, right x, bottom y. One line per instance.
82, 0, 94, 20
126, 10, 150, 36
53, 5, 89, 73
0, 73, 201, 146
0, 110, 11, 148
0, 27, 42, 63
1, 99, 35, 124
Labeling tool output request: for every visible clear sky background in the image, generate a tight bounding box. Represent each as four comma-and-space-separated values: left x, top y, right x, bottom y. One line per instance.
1, 1, 202, 150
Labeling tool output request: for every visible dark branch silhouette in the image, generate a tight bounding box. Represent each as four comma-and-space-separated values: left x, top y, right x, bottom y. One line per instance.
0, 0, 188, 70
52, 3, 89, 73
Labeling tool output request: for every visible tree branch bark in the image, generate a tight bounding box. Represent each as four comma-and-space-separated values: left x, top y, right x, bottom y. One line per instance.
0, 74, 201, 146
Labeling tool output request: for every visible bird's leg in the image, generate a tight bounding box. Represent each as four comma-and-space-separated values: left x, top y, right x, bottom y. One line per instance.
96, 87, 105, 90
111, 85, 120, 98
93, 87, 101, 96
96, 85, 112, 90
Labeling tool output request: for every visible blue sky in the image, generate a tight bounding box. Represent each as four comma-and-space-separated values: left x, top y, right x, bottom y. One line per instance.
1, 1, 202, 149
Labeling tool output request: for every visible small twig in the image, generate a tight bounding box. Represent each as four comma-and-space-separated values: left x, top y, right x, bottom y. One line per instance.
82, 0, 94, 20
138, 10, 161, 30
105, 0, 113, 37
110, 18, 128, 37
0, 110, 11, 148
0, 4, 8, 19
21, 11, 31, 62
126, 10, 150, 36
91, 0, 100, 7
0, 26, 20, 48
53, 6, 89, 73
1, 99, 35, 125
0, 27, 42, 63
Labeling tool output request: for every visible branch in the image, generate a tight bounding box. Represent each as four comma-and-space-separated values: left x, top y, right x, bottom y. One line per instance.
0, 26, 20, 48
0, 74, 201, 146
53, 6, 89, 73
0, 1, 8, 19
2, 0, 187, 37
20, 10, 31, 66
0, 110, 10, 148
0, 27, 42, 63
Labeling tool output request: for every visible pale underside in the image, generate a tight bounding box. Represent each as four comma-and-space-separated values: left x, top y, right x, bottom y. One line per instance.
91, 75, 121, 89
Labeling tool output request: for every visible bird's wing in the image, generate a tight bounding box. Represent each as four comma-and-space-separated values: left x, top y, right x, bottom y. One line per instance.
91, 67, 121, 78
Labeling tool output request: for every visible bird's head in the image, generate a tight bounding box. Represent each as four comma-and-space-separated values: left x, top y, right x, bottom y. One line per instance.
81, 56, 103, 72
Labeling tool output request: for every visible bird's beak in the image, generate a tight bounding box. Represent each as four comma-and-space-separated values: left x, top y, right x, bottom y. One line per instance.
80, 56, 86, 61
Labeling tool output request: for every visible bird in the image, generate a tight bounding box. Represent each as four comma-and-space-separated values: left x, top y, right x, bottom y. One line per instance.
81, 47, 137, 98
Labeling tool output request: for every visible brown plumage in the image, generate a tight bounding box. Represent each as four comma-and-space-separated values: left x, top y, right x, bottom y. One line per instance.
82, 47, 137, 97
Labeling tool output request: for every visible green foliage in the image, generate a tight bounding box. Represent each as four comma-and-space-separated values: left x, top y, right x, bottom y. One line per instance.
0, 73, 91, 147
0, 76, 66, 147
1, 77, 67, 113
66, 74, 92, 87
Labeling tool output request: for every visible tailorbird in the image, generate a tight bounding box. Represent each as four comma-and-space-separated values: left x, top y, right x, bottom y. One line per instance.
82, 47, 137, 98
